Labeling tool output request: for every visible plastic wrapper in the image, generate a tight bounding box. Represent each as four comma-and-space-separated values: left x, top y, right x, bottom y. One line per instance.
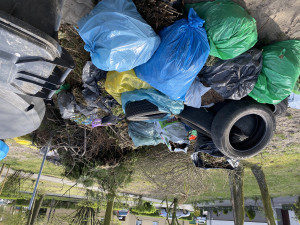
249, 40, 300, 104
200, 49, 262, 100
134, 8, 210, 101
185, 0, 257, 60
77, 0, 160, 72
184, 77, 211, 108
155, 118, 189, 153
105, 70, 152, 104
121, 89, 184, 121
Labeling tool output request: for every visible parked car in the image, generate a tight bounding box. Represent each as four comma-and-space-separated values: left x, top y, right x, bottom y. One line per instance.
117, 209, 129, 220
195, 216, 207, 224
160, 208, 190, 219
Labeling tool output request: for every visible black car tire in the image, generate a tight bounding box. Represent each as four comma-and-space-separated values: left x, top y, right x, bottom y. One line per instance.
272, 97, 288, 117
211, 100, 276, 159
178, 106, 214, 137
125, 100, 168, 121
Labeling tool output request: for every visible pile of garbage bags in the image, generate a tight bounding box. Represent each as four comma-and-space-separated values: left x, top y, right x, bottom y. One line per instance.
57, 0, 300, 168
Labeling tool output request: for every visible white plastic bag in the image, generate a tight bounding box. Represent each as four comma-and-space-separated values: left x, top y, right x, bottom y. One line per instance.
288, 93, 300, 109
184, 77, 211, 108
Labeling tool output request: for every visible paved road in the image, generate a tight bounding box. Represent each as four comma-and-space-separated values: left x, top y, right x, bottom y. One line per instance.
0, 167, 194, 210
0, 167, 100, 191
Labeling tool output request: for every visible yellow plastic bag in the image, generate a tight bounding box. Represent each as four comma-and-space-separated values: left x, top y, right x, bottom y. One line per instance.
13, 135, 38, 150
105, 69, 152, 104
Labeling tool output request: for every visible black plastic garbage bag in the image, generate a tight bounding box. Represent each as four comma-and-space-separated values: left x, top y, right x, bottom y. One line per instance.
57, 91, 77, 119
194, 132, 224, 157
82, 61, 117, 112
82, 61, 107, 92
199, 49, 262, 100
57, 62, 120, 125
191, 132, 239, 170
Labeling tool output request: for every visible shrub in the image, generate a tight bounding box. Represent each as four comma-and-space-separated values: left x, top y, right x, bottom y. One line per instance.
131, 201, 157, 214
223, 209, 228, 215
294, 197, 300, 220
246, 208, 256, 221
213, 208, 218, 215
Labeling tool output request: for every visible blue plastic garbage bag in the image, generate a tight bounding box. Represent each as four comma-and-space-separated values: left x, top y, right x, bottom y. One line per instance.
128, 122, 163, 147
77, 0, 161, 72
121, 89, 184, 121
0, 141, 9, 161
134, 8, 210, 101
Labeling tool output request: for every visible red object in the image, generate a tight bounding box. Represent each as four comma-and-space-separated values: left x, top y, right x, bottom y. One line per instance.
189, 135, 197, 141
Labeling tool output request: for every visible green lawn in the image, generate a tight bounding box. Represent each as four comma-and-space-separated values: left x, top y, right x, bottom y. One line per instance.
1, 140, 64, 178
123, 142, 300, 203
188, 143, 300, 202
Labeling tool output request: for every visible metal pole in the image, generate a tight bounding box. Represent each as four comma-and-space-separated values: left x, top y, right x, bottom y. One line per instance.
28, 140, 51, 210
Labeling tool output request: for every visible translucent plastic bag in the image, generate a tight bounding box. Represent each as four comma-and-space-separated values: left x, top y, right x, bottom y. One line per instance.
128, 119, 189, 153
121, 89, 184, 121
134, 8, 210, 101
185, 0, 257, 60
77, 0, 160, 72
128, 121, 163, 147
249, 40, 300, 104
105, 70, 152, 104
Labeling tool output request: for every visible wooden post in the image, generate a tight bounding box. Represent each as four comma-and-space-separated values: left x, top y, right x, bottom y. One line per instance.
27, 190, 37, 225
0, 163, 6, 178
30, 194, 45, 225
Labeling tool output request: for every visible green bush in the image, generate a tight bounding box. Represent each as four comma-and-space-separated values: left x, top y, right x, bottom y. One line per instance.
223, 209, 228, 215
246, 208, 256, 221
294, 197, 300, 220
131, 202, 157, 214
213, 208, 218, 215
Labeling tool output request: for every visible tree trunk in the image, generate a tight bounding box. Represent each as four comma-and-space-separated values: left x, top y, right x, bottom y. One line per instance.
171, 198, 178, 225
103, 192, 115, 225
30, 194, 45, 225
251, 165, 276, 225
229, 167, 245, 225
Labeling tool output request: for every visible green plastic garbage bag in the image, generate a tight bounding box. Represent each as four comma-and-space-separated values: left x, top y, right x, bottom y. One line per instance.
249, 40, 300, 104
185, 0, 257, 60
